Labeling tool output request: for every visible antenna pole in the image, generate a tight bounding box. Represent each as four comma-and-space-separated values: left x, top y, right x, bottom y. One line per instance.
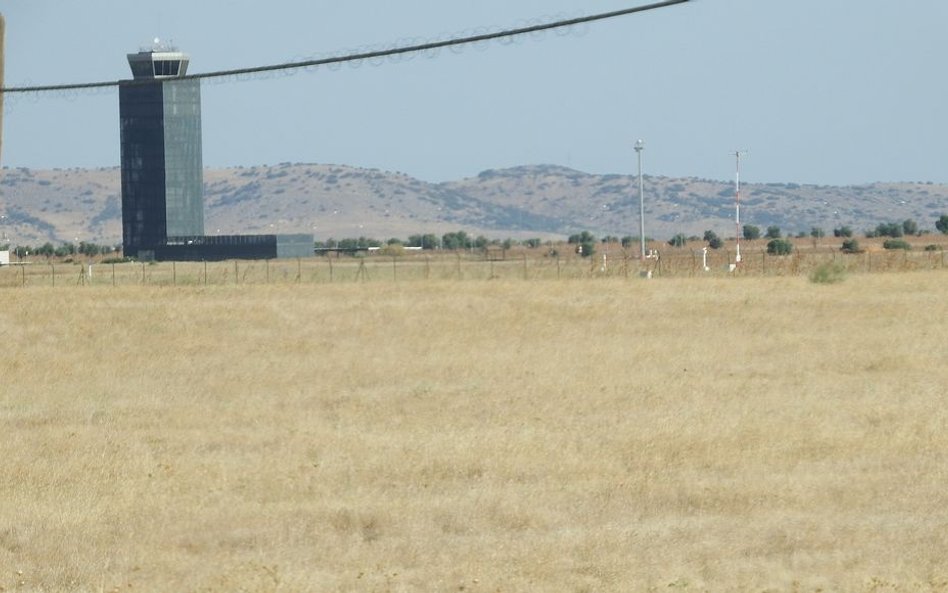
734, 150, 747, 265
635, 139, 645, 260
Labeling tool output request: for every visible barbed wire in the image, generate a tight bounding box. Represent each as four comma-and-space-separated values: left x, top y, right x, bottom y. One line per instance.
1, 0, 689, 96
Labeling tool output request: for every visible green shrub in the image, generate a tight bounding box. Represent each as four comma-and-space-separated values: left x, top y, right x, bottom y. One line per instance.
568, 231, 597, 245
875, 222, 903, 238
834, 226, 853, 238
809, 262, 846, 284
704, 230, 723, 250
578, 241, 596, 258
924, 244, 941, 252
840, 239, 862, 253
882, 239, 911, 251
936, 214, 948, 235
766, 238, 793, 255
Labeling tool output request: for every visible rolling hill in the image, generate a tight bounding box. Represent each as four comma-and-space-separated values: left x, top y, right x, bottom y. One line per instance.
2, 162, 947, 246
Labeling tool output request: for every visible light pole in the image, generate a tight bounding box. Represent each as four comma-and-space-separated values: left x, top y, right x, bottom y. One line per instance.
1, 12, 6, 166
635, 139, 645, 260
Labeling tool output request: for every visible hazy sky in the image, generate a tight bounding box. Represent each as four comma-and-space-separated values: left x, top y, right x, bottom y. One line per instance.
2, 1, 946, 185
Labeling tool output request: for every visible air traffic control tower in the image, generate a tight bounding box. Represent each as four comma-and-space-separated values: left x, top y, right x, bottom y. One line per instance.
119, 42, 312, 261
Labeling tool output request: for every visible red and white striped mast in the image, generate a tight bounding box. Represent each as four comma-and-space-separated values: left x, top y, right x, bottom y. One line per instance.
733, 150, 748, 266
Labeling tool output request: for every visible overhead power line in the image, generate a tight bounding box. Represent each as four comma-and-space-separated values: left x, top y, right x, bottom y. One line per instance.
1, 0, 690, 94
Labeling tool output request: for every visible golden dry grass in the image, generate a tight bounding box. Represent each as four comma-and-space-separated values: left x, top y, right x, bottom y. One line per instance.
2, 272, 948, 592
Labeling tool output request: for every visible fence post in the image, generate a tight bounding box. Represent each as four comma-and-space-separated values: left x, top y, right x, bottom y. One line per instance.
328, 257, 334, 283
297, 257, 301, 283
112, 262, 116, 287
50, 264, 55, 287
203, 260, 208, 285
172, 261, 176, 286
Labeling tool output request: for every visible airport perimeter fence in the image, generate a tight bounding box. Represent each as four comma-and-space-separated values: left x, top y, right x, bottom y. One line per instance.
1, 246, 946, 288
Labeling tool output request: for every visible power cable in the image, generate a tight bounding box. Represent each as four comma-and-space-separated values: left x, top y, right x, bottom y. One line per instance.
1, 0, 690, 94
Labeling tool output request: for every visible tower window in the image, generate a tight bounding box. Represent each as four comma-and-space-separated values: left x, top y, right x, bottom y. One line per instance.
153, 60, 181, 76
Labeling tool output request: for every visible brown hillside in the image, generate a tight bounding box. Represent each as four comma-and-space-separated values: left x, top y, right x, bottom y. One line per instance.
1, 163, 947, 246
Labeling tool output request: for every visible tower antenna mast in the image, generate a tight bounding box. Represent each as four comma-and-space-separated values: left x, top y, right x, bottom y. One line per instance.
635, 139, 646, 261
733, 150, 748, 266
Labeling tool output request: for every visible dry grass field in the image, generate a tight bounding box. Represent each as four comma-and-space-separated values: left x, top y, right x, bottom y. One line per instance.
2, 271, 948, 592
1, 238, 946, 289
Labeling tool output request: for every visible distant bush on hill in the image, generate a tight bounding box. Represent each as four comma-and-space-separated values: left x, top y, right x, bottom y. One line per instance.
834, 226, 854, 238
936, 214, 948, 235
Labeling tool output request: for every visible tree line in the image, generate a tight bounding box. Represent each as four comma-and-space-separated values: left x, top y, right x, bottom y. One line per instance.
5, 214, 947, 260
315, 232, 546, 253
1, 241, 121, 259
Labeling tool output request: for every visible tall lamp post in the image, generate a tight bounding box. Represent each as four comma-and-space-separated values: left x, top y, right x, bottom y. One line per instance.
1, 12, 6, 166
635, 139, 645, 260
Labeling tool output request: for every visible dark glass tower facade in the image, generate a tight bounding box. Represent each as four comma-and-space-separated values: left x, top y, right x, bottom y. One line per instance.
120, 47, 203, 259
119, 45, 311, 261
